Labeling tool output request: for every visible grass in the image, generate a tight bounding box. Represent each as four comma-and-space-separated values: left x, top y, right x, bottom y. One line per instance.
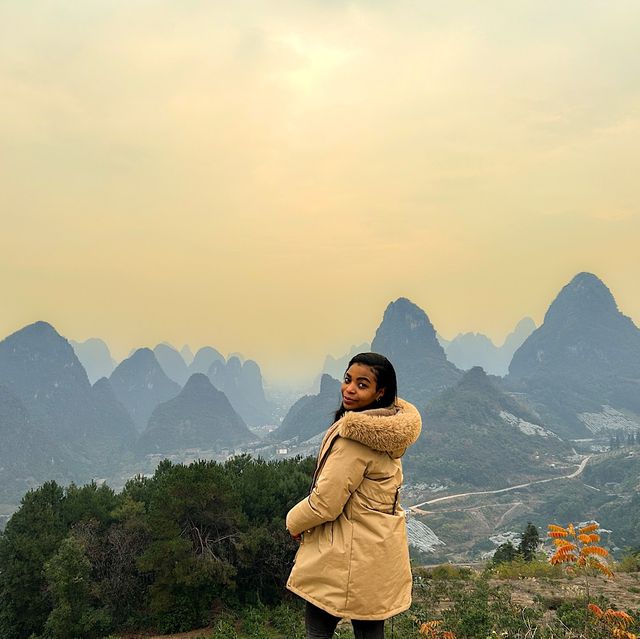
488, 557, 564, 579
617, 553, 640, 573
415, 564, 473, 581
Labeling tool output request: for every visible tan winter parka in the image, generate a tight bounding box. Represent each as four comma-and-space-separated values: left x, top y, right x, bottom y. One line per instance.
286, 399, 422, 620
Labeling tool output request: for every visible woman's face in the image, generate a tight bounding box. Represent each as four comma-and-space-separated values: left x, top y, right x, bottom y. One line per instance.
341, 363, 384, 411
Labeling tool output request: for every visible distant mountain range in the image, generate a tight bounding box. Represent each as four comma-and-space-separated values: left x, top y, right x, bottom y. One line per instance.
73, 338, 275, 428
190, 346, 225, 375
279, 274, 640, 449
70, 337, 117, 383
0, 384, 74, 500
180, 344, 194, 365
2, 271, 639, 513
0, 325, 273, 503
442, 317, 536, 376
153, 343, 191, 386
273, 374, 341, 443
321, 343, 371, 381
208, 356, 275, 427
109, 348, 182, 432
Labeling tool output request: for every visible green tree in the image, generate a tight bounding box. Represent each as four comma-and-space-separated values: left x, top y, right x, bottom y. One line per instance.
518, 522, 540, 561
69, 497, 151, 630
62, 482, 119, 527
492, 541, 517, 565
0, 455, 316, 638
227, 455, 314, 604
138, 460, 242, 632
43, 536, 110, 639
0, 481, 67, 639
99, 496, 151, 627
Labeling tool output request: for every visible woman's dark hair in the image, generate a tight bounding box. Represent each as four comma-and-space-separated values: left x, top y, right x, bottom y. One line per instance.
333, 352, 398, 422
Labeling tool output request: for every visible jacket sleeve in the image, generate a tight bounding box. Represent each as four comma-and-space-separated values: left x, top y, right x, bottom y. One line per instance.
286, 437, 369, 535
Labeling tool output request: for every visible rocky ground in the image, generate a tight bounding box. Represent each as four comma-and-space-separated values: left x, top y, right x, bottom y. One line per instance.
496, 570, 640, 611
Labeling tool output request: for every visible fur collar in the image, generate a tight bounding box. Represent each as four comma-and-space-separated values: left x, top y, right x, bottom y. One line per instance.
338, 398, 422, 458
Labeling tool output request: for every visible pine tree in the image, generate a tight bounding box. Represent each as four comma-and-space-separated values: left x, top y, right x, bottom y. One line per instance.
518, 522, 540, 561
137, 460, 242, 632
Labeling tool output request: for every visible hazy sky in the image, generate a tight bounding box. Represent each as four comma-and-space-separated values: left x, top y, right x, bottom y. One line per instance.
1, 1, 639, 380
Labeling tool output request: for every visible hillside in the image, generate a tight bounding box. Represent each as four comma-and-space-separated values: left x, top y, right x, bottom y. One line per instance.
0, 385, 74, 503
137, 373, 254, 455
406, 446, 640, 564
405, 367, 573, 490
273, 374, 341, 442
208, 356, 275, 427
0, 321, 137, 488
109, 348, 181, 431
508, 272, 640, 438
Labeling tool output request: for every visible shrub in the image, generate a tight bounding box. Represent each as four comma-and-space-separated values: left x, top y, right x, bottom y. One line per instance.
268, 602, 304, 639
417, 564, 472, 581
555, 600, 589, 631
490, 557, 561, 579
534, 593, 576, 611
617, 552, 640, 573
491, 541, 517, 565
489, 585, 541, 636
240, 605, 271, 639
441, 576, 491, 638
209, 614, 239, 639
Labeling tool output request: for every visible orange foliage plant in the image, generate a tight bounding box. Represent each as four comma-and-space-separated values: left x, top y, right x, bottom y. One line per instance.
588, 604, 637, 639
548, 522, 636, 639
419, 620, 455, 639
548, 522, 612, 578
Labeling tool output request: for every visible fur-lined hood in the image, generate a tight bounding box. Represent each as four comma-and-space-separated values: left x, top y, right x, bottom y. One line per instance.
338, 398, 421, 458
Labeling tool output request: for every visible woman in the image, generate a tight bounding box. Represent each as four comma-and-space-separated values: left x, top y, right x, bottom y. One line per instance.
286, 352, 422, 639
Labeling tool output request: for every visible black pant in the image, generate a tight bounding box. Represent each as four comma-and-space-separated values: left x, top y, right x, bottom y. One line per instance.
305, 601, 385, 639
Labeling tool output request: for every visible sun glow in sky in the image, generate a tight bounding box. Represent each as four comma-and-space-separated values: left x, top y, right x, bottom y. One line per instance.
1, 1, 639, 380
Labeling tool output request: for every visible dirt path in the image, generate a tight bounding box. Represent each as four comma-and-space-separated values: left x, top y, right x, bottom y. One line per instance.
496, 501, 524, 527
121, 629, 213, 639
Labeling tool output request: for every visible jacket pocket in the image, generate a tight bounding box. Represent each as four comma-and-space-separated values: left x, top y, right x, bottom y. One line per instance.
319, 521, 334, 549
355, 488, 399, 515
357, 476, 401, 514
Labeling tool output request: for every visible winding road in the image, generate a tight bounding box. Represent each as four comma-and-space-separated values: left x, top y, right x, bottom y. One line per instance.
409, 455, 592, 513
